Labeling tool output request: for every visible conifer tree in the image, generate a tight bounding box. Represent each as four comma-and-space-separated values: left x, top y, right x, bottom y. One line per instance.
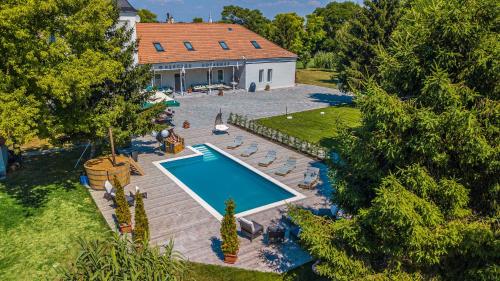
114, 177, 131, 227
133, 190, 149, 243
220, 199, 239, 255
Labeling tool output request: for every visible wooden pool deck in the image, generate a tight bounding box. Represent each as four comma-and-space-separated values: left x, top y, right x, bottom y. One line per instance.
89, 125, 333, 273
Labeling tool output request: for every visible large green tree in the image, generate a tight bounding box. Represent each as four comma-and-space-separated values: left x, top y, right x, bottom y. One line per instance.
291, 0, 499, 280
271, 13, 306, 60
221, 5, 272, 39
137, 8, 159, 23
312, 1, 361, 51
0, 0, 163, 150
335, 0, 403, 92
304, 14, 327, 59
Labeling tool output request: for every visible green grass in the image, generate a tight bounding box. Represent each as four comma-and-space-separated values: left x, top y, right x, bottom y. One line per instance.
0, 148, 330, 280
0, 149, 109, 280
186, 261, 329, 281
257, 106, 361, 148
296, 68, 338, 89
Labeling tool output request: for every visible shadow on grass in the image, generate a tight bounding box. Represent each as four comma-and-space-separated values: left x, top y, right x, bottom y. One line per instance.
0, 148, 85, 210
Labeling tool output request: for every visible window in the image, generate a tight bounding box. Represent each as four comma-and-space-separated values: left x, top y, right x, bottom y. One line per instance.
259, 69, 264, 83
153, 42, 164, 52
267, 69, 273, 82
184, 41, 195, 51
219, 41, 230, 50
217, 70, 224, 82
251, 40, 262, 49
154, 74, 162, 87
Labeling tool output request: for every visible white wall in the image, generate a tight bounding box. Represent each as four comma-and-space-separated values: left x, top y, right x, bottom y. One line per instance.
243, 59, 296, 91
153, 67, 236, 90
118, 12, 140, 64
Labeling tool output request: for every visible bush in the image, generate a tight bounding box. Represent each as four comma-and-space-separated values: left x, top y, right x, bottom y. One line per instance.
220, 199, 239, 255
114, 177, 131, 226
311, 51, 336, 69
134, 191, 149, 243
59, 233, 187, 280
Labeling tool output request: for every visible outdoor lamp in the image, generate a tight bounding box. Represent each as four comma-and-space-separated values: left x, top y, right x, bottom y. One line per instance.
161, 129, 170, 138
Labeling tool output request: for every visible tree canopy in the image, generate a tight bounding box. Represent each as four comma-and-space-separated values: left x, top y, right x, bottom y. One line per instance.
137, 8, 158, 23
0, 0, 163, 149
271, 13, 306, 60
221, 5, 272, 39
291, 0, 500, 280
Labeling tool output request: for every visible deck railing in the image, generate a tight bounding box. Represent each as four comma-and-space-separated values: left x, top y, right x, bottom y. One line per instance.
227, 113, 330, 160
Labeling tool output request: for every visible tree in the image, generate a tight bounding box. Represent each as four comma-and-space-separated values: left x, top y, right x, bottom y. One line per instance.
60, 233, 187, 280
221, 5, 272, 39
192, 17, 203, 23
313, 1, 361, 51
138, 9, 159, 23
114, 177, 131, 227
133, 190, 149, 244
335, 0, 403, 92
291, 0, 500, 279
220, 199, 239, 256
304, 14, 326, 59
0, 0, 164, 151
271, 13, 306, 60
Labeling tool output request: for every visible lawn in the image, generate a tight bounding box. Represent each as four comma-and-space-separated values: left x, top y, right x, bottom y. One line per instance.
0, 148, 326, 280
296, 68, 337, 89
0, 149, 109, 280
257, 106, 361, 148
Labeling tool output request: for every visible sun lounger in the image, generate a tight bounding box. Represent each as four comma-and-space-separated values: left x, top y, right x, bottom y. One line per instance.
298, 167, 320, 189
258, 150, 277, 167
241, 143, 258, 157
239, 218, 264, 242
104, 180, 135, 206
275, 157, 297, 176
227, 135, 243, 149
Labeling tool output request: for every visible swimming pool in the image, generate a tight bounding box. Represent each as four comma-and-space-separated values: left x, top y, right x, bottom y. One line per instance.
154, 144, 305, 220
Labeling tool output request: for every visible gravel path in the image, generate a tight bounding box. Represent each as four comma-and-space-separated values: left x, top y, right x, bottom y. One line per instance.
171, 84, 352, 128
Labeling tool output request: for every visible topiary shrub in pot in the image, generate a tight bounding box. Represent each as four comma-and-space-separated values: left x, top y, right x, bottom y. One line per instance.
114, 177, 132, 233
220, 199, 239, 264
265, 84, 271, 91
133, 190, 149, 244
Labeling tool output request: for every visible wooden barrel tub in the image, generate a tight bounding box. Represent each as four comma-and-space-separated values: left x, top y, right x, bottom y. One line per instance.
84, 155, 130, 190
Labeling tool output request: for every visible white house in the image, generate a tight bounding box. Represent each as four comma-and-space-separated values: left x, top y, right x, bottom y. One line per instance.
118, 0, 297, 93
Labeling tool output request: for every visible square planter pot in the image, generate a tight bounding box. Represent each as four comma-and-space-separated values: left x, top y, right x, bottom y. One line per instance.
119, 223, 133, 234
223, 254, 238, 264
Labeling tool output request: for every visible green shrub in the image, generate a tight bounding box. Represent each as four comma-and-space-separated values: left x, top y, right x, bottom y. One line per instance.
114, 177, 131, 226
59, 233, 187, 280
311, 51, 336, 69
220, 199, 239, 255
134, 191, 149, 243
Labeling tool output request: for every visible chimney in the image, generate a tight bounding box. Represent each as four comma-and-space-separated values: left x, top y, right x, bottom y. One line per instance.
166, 12, 174, 23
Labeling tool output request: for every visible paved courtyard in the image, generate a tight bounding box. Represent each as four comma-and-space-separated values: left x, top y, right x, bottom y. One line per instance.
171, 84, 352, 128
90, 125, 333, 273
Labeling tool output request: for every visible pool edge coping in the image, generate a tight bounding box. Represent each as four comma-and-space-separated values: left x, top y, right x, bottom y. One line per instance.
152, 143, 306, 221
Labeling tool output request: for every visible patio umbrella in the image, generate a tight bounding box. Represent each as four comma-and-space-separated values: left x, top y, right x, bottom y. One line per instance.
143, 91, 180, 109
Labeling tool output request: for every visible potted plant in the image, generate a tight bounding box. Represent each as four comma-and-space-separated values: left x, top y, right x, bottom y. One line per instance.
265, 84, 271, 91
182, 120, 190, 129
187, 87, 193, 94
133, 189, 149, 244
220, 199, 239, 264
218, 88, 224, 96
114, 177, 132, 233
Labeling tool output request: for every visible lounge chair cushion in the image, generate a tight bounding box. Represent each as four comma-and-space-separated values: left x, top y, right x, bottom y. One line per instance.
239, 217, 254, 233
215, 124, 229, 131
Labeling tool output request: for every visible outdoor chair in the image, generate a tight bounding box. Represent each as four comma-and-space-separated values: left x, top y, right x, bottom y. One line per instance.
212, 109, 229, 134
298, 167, 320, 189
241, 143, 258, 157
275, 157, 297, 176
103, 180, 135, 206
227, 135, 244, 149
239, 218, 264, 242
258, 150, 277, 167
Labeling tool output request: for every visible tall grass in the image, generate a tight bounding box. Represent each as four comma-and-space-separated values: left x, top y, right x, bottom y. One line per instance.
311, 52, 336, 69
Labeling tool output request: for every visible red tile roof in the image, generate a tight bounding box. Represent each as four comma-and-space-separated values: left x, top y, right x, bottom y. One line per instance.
136, 23, 297, 64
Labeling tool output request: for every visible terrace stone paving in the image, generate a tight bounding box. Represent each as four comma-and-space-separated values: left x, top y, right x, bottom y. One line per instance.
89, 125, 334, 273
171, 84, 352, 128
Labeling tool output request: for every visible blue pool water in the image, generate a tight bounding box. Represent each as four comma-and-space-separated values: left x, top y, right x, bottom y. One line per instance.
160, 144, 295, 215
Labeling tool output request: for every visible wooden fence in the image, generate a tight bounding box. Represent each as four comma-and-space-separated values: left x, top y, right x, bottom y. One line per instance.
227, 113, 330, 160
